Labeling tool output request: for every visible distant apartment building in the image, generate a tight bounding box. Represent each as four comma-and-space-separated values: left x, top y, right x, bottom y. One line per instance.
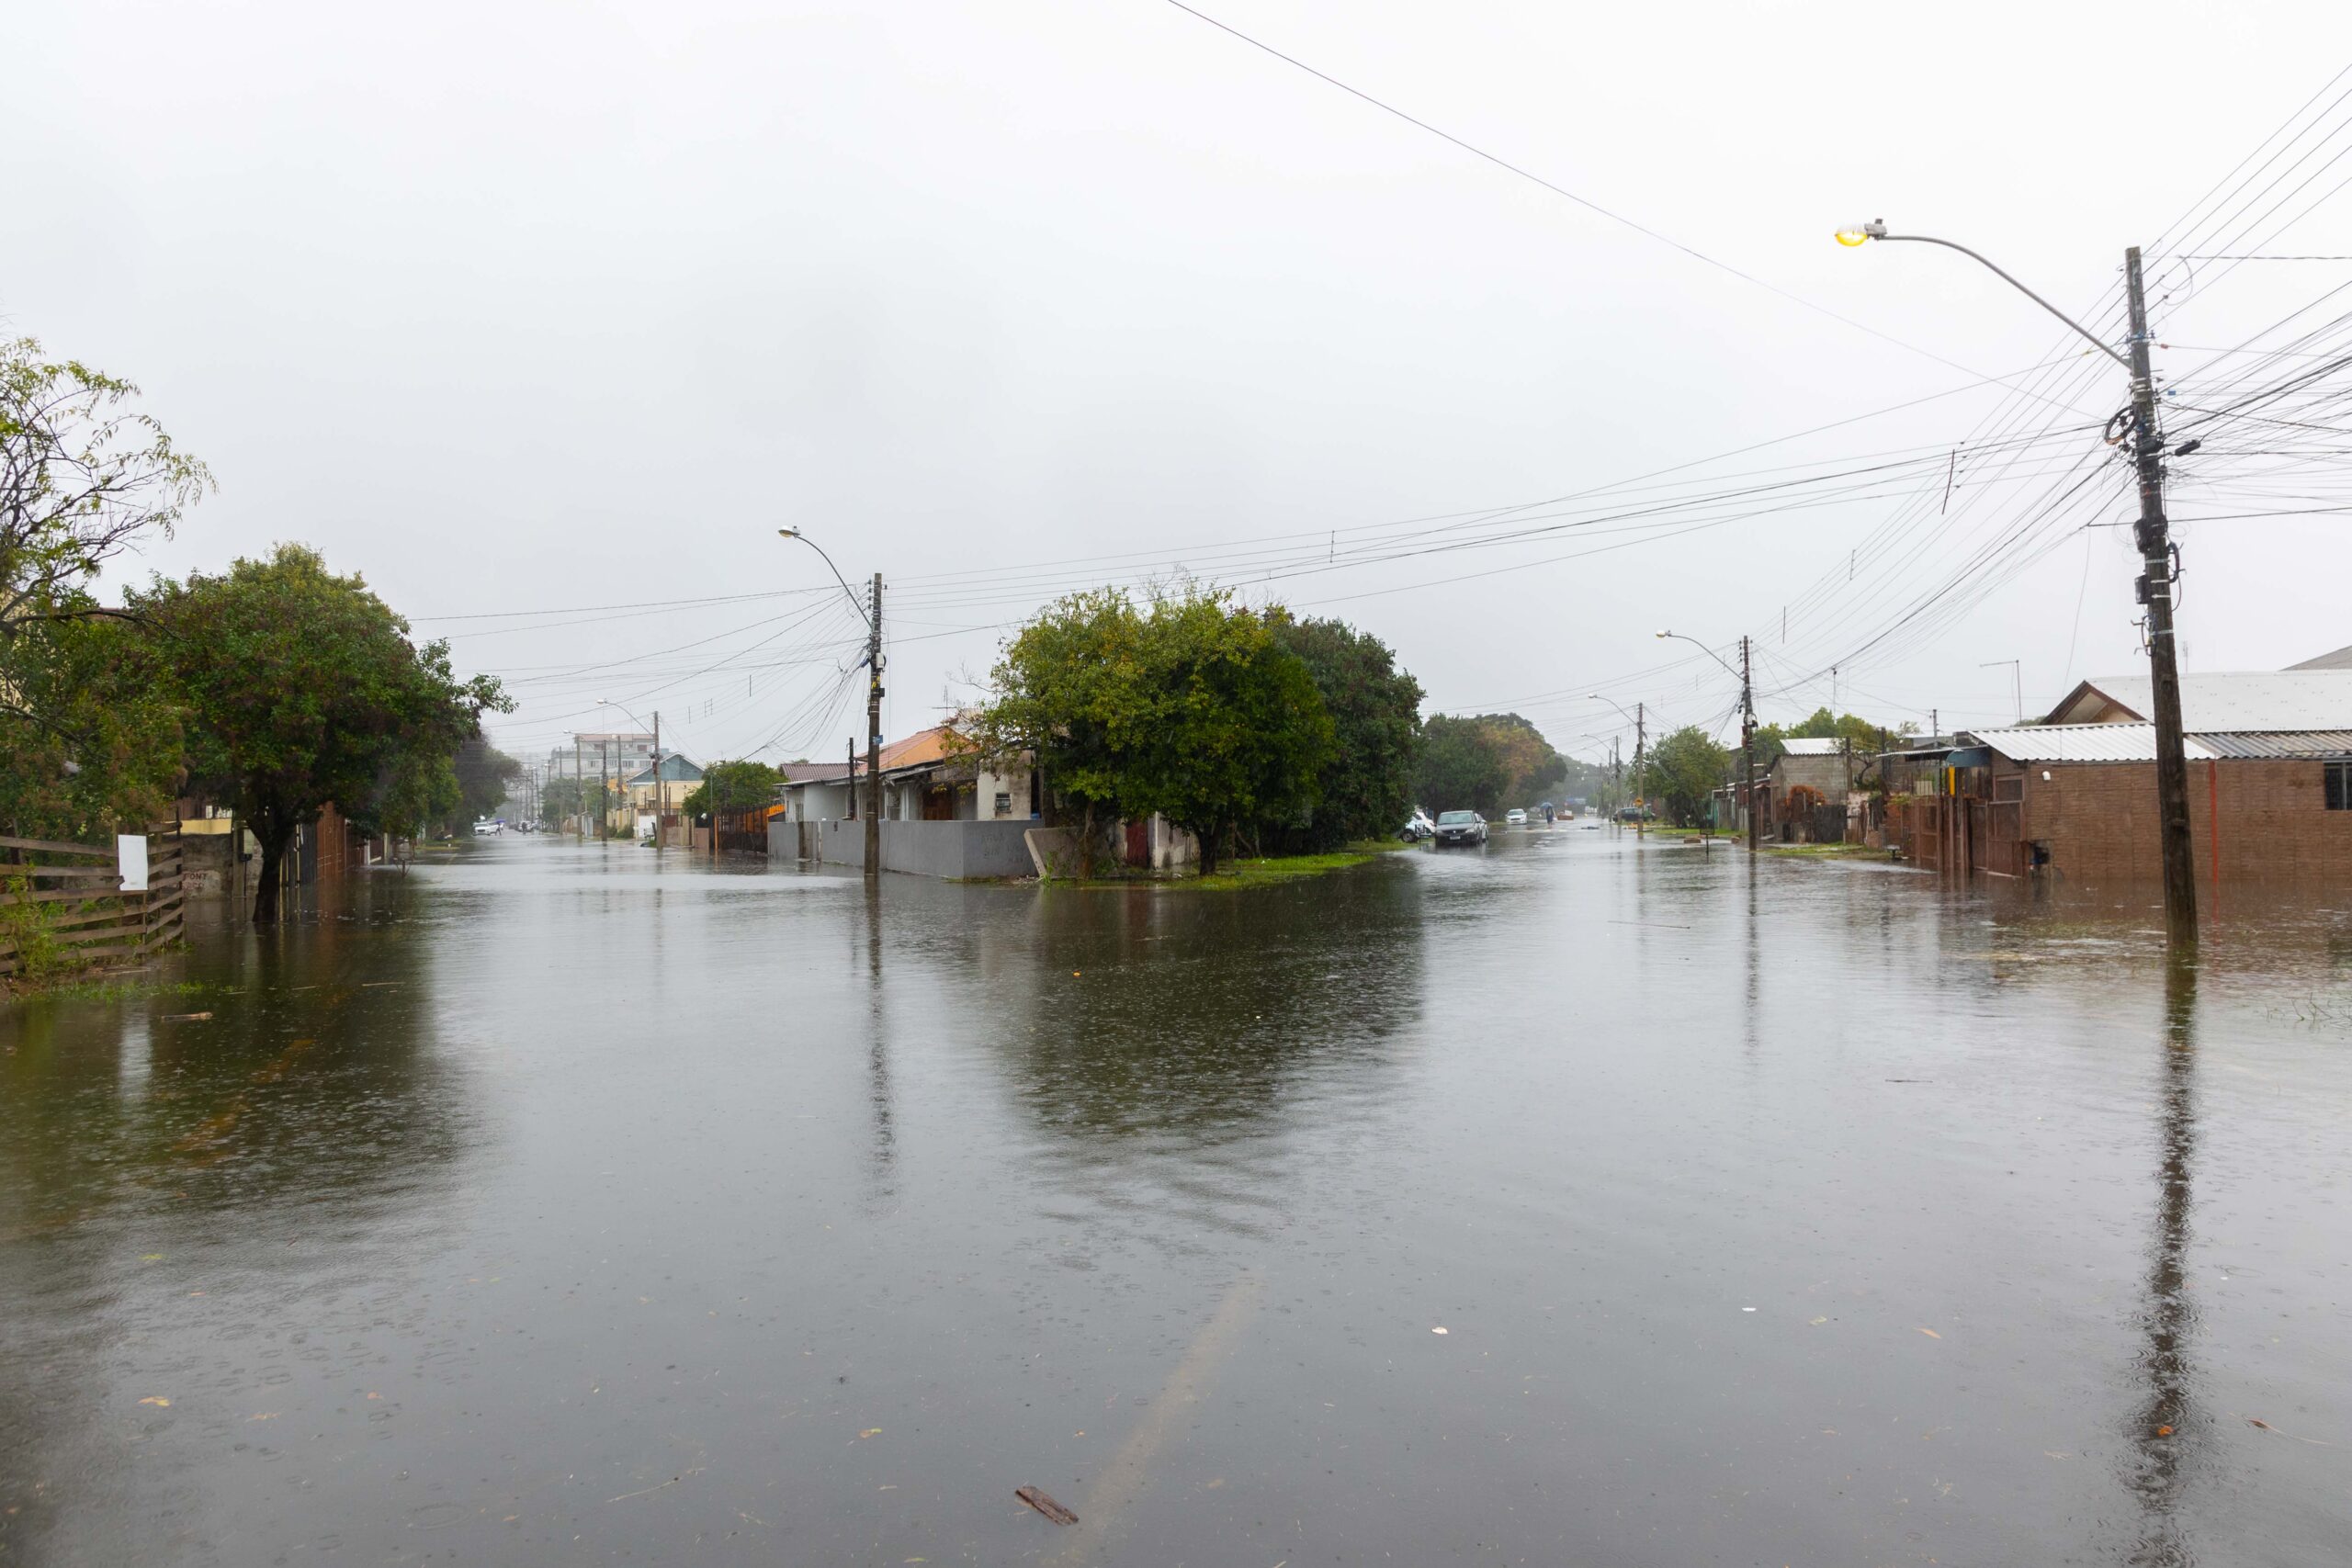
548, 732, 657, 783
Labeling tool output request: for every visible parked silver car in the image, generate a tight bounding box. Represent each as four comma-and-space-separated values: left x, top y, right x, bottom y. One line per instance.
1432, 809, 1487, 847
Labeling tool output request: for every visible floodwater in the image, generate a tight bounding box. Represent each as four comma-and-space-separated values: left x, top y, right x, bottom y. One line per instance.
4, 832, 2349, 1566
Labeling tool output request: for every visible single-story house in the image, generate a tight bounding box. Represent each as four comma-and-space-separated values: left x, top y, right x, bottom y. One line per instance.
1873, 665, 2352, 882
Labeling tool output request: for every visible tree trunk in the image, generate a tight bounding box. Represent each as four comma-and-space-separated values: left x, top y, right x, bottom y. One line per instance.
1078, 799, 1097, 881
1194, 820, 1219, 877
252, 828, 289, 924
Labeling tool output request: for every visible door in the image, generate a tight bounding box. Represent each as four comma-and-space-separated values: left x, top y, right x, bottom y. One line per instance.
1125, 818, 1150, 868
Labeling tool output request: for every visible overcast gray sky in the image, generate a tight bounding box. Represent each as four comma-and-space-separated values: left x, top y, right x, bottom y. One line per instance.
11, 1, 2352, 772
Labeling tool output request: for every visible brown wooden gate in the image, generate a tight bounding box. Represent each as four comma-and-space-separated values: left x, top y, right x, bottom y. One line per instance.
0, 829, 185, 986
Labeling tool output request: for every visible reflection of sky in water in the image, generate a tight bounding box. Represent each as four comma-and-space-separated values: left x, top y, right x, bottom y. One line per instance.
1, 835, 2347, 1568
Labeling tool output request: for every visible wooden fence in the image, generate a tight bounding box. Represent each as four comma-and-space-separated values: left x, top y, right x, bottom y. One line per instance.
0, 829, 186, 983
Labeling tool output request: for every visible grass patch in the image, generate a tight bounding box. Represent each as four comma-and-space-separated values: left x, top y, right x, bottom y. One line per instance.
1050, 847, 1394, 892
1762, 840, 1882, 859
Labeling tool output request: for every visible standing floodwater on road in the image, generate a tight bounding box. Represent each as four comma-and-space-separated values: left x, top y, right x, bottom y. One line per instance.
5, 832, 2350, 1565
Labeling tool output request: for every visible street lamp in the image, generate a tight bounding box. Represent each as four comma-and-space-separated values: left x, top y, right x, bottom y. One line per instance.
778, 528, 882, 879
1837, 219, 2196, 948
1657, 630, 1756, 853
1586, 694, 1648, 831
1831, 220, 2127, 368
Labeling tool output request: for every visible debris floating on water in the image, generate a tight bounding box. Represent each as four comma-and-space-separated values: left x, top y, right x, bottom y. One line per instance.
1015, 1485, 1078, 1526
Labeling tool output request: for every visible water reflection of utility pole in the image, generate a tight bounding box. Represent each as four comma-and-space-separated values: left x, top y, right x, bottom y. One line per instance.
2124, 957, 2199, 1566
863, 883, 897, 1202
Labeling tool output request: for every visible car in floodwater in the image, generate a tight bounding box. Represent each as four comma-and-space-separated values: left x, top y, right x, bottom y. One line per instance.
1400, 809, 1437, 842
1432, 809, 1487, 847
1505, 808, 1529, 827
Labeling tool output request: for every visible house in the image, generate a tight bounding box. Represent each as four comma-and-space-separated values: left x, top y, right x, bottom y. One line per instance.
1761, 737, 1862, 841
2289, 642, 2352, 671
1884, 666, 2352, 886
623, 754, 704, 814
772, 727, 1040, 877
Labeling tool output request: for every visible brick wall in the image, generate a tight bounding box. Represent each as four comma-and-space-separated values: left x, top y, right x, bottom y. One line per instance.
2018, 758, 2352, 886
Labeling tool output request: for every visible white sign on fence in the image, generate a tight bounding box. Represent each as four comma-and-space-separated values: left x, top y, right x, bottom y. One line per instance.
117, 834, 149, 892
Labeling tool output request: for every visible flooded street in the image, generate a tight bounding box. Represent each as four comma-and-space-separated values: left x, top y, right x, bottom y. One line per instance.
5, 832, 2350, 1566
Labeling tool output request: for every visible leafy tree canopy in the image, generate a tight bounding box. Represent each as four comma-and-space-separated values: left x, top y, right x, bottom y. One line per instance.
1269, 615, 1422, 850
0, 336, 209, 842
1647, 726, 1734, 826
135, 544, 509, 919
968, 586, 1337, 874
684, 760, 781, 817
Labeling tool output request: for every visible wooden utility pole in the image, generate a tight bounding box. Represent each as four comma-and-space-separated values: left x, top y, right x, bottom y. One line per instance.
1633, 703, 1646, 838
573, 739, 583, 838
1742, 636, 1758, 856
865, 573, 884, 880
2124, 246, 2198, 950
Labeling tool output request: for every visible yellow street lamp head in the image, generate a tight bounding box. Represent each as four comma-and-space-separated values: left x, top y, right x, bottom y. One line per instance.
1834, 219, 1888, 247
776, 527, 800, 538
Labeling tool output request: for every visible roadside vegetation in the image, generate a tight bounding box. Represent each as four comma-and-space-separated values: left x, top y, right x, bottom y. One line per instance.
964, 587, 1418, 876
1, 335, 511, 939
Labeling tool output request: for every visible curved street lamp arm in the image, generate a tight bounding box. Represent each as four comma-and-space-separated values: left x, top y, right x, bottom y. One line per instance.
1656, 630, 1746, 685
1877, 233, 2132, 371
778, 529, 873, 630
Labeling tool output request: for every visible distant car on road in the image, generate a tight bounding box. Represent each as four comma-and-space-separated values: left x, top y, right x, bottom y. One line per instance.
1400, 809, 1436, 842
472, 818, 500, 836
1432, 809, 1487, 847
1505, 808, 1528, 827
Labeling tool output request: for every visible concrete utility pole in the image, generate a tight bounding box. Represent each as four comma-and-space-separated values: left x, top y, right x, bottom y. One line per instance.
865, 572, 884, 880
650, 711, 662, 851
1742, 636, 1758, 856
2124, 246, 2199, 950
573, 739, 583, 838
1838, 220, 2196, 950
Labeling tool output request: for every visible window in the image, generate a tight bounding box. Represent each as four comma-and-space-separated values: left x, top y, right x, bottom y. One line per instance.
994, 792, 1012, 818
2328, 759, 2352, 811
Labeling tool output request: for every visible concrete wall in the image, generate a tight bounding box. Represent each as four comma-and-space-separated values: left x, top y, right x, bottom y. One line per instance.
768, 817, 1036, 879
2018, 758, 2352, 886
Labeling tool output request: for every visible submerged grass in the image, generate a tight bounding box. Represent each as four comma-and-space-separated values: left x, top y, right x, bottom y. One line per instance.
1046, 839, 1410, 893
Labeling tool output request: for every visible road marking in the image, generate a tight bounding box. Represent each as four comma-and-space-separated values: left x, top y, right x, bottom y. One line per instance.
1050, 1275, 1263, 1563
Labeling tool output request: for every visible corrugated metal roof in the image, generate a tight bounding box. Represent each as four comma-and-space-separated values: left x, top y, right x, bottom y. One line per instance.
1971, 725, 2352, 762
1779, 737, 1844, 756
2189, 729, 2352, 759
2055, 671, 2352, 730
2289, 643, 2352, 671
1967, 725, 2221, 762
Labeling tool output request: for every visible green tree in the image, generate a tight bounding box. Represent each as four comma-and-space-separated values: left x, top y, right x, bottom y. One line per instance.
136, 545, 509, 921
683, 760, 780, 816
447, 739, 522, 831
541, 776, 585, 824
1125, 590, 1333, 874
1269, 616, 1422, 850
1, 337, 210, 841
1646, 726, 1733, 826
1414, 714, 1509, 815
1475, 712, 1567, 807
966, 587, 1148, 868
968, 587, 1336, 876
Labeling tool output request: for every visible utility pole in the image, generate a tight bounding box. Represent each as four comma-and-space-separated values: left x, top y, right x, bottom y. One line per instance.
1742, 636, 1758, 856
1611, 738, 1621, 818
650, 711, 662, 851
2125, 246, 2199, 950
1633, 703, 1646, 838
865, 572, 884, 880
573, 739, 582, 838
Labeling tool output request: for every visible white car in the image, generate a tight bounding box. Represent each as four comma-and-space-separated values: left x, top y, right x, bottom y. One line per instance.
472, 818, 501, 836
1505, 808, 1529, 827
